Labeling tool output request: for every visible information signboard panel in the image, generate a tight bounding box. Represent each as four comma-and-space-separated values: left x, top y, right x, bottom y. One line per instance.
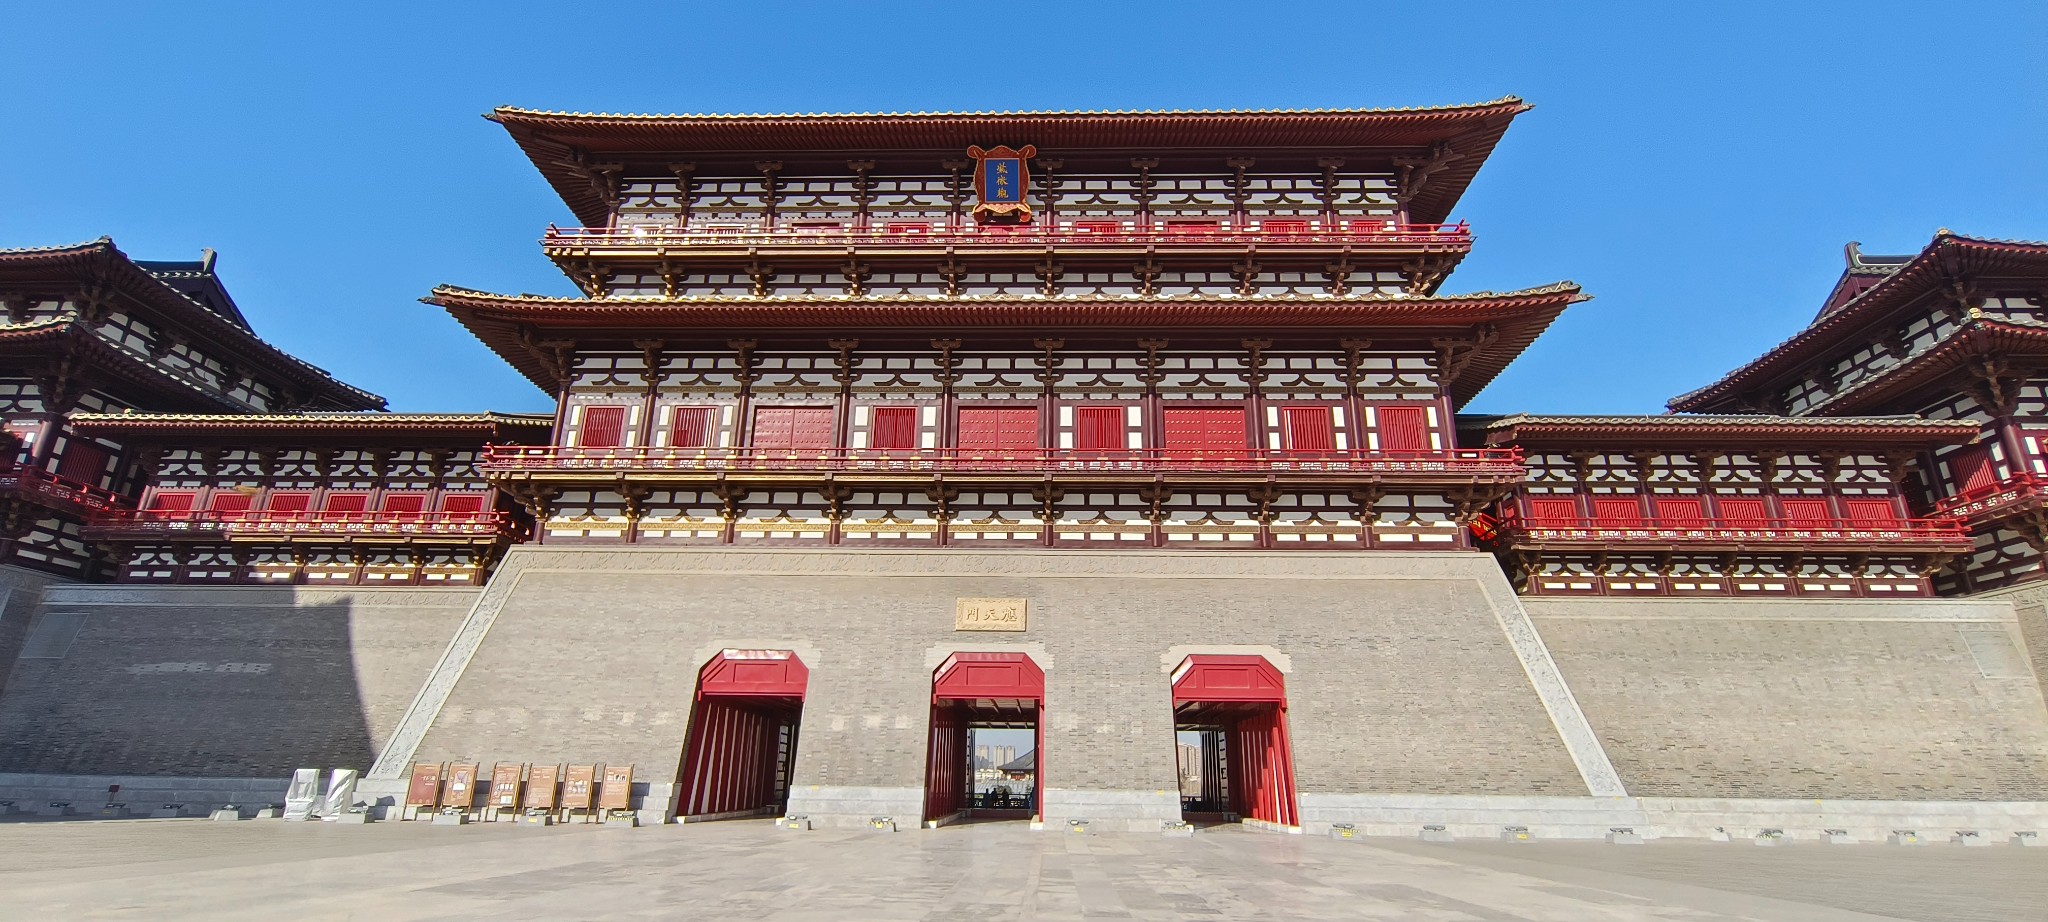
598, 765, 634, 811
405, 763, 443, 808
562, 765, 598, 812
445, 762, 481, 809
490, 763, 524, 811
524, 764, 560, 811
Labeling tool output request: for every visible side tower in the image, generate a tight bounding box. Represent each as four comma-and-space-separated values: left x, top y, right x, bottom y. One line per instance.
1672, 233, 2048, 595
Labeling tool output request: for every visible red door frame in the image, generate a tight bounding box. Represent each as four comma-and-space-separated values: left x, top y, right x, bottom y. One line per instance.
675, 650, 809, 819
927, 652, 1046, 823
1171, 655, 1299, 828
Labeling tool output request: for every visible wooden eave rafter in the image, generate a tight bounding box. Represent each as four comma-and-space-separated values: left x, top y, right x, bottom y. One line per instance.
1811, 318, 2048, 416
426, 283, 1583, 406
0, 320, 250, 412
1475, 414, 1980, 450
0, 239, 385, 410
489, 98, 1531, 227
1670, 232, 2048, 413
67, 411, 554, 445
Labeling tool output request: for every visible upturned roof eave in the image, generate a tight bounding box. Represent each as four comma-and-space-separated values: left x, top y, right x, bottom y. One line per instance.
1669, 232, 2048, 412
491, 98, 1530, 228
426, 283, 1584, 405
1476, 412, 1980, 449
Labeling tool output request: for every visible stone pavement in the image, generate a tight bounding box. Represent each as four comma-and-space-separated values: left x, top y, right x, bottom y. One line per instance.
0, 817, 2042, 920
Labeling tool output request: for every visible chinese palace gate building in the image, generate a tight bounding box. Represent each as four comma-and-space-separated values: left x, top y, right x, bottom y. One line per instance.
1, 99, 2046, 839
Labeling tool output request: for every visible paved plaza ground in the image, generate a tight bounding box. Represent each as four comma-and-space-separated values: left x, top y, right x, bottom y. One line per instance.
0, 816, 2041, 921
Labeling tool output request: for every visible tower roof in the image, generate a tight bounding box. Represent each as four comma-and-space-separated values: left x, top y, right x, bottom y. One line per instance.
490, 98, 1532, 227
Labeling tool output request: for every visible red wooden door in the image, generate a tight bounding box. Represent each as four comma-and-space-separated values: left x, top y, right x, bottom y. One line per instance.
669, 406, 714, 449
1779, 498, 1833, 526
379, 493, 426, 514
1161, 407, 1248, 456
265, 492, 311, 513
1654, 497, 1706, 526
1376, 406, 1429, 452
1948, 445, 1998, 494
1073, 407, 1127, 452
869, 407, 919, 451
578, 406, 628, 447
439, 493, 485, 514
1842, 498, 1899, 524
957, 407, 1039, 451
54, 439, 108, 486
1526, 497, 1579, 524
1591, 497, 1643, 527
753, 407, 835, 450
1716, 497, 1768, 526
1281, 407, 1336, 452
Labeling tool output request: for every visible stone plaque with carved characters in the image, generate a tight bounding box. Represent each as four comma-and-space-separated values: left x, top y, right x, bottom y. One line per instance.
955, 597, 1028, 632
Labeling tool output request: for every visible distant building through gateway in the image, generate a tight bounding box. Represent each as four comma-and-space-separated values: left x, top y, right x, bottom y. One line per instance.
0, 100, 2044, 838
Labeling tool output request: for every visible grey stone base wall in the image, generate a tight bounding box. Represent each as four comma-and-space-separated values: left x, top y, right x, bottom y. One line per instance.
0, 772, 287, 813
1300, 792, 2048, 841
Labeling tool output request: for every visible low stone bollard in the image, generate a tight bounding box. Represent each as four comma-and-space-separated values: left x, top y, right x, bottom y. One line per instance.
1708, 826, 1732, 843
432, 807, 469, 826
1754, 828, 1786, 846
2014, 831, 2043, 847
1329, 823, 1357, 841
869, 816, 897, 832
604, 810, 639, 828
0, 800, 16, 816
1953, 830, 1992, 847
1501, 825, 1532, 842
100, 803, 130, 818
210, 804, 245, 822
39, 802, 73, 817
522, 809, 554, 827
253, 805, 283, 819
780, 814, 809, 831
1161, 820, 1195, 838
1887, 830, 1921, 846
1606, 827, 1643, 845
1419, 824, 1454, 843
1065, 819, 1089, 835
151, 803, 189, 819
1822, 829, 1855, 845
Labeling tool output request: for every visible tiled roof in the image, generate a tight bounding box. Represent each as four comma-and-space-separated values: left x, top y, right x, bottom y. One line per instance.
491, 98, 1527, 122
1471, 412, 1978, 448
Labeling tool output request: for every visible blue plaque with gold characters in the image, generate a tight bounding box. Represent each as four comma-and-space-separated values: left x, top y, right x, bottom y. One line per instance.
966, 144, 1036, 224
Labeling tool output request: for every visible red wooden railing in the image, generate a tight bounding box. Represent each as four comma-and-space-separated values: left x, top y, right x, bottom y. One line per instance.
87, 509, 516, 539
1933, 472, 2047, 518
0, 463, 134, 515
480, 445, 1523, 476
544, 221, 1472, 250
1500, 513, 1971, 546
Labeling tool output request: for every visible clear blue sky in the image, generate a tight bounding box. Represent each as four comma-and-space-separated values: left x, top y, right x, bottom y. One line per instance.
3, 2, 2041, 415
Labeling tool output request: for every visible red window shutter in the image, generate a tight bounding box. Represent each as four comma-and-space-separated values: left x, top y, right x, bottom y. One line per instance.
439, 493, 485, 514
1281, 407, 1336, 452
1166, 220, 1220, 234
869, 407, 919, 451
1717, 497, 1768, 525
753, 407, 834, 450
1161, 407, 1247, 453
54, 439, 108, 485
1843, 498, 1898, 524
380, 493, 426, 514
957, 408, 1040, 451
322, 493, 368, 514
265, 492, 311, 513
669, 406, 714, 449
1263, 220, 1310, 234
578, 406, 628, 448
1376, 406, 1430, 452
1074, 406, 1127, 451
146, 491, 196, 513
1779, 498, 1833, 526
1074, 221, 1121, 234
1949, 445, 1998, 493
1349, 218, 1395, 233
1527, 497, 1579, 523
1654, 497, 1706, 525
1591, 497, 1643, 527
206, 492, 252, 514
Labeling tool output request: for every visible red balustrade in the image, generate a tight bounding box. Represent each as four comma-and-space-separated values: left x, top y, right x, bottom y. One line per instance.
0, 463, 134, 515
480, 445, 1522, 477
88, 509, 516, 540
1933, 472, 2048, 519
543, 221, 1471, 250
1500, 512, 1971, 547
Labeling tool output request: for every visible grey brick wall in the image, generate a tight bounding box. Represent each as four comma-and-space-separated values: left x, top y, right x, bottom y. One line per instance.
0, 565, 65, 698
1527, 596, 2048, 801
407, 548, 1589, 813
0, 585, 476, 776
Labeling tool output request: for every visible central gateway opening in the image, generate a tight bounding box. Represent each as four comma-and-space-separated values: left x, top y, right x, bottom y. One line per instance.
1172, 654, 1299, 829
923, 652, 1044, 826
675, 649, 808, 822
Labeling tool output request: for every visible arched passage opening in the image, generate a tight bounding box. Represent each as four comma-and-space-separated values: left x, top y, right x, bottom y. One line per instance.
924, 652, 1044, 826
1171, 654, 1298, 829
674, 649, 808, 821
